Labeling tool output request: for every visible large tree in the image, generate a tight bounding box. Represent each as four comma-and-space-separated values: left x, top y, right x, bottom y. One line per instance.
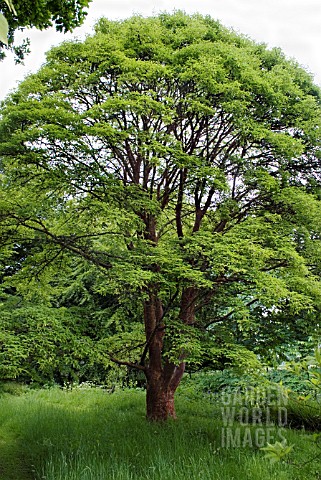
1, 12, 321, 420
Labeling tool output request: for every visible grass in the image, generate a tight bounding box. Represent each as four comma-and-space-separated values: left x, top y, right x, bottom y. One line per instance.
0, 386, 320, 480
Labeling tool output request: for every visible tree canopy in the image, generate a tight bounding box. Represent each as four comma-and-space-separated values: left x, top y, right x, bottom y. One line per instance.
0, 0, 91, 61
1, 12, 321, 420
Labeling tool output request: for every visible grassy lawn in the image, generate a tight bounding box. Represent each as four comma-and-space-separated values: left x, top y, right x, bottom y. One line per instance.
0, 387, 320, 480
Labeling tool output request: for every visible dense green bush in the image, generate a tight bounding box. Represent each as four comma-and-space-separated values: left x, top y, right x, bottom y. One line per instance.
179, 350, 321, 432
178, 369, 266, 401
266, 368, 311, 395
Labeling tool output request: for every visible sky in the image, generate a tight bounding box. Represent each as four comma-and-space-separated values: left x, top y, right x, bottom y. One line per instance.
1, 0, 321, 100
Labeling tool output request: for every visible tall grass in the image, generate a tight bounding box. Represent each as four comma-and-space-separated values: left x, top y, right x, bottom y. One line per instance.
0, 387, 320, 480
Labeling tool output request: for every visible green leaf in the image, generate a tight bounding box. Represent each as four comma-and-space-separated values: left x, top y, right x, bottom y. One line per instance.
0, 13, 8, 45
260, 440, 294, 463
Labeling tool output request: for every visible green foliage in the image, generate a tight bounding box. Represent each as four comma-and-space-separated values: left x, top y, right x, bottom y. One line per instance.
275, 347, 321, 430
302, 348, 321, 392
178, 370, 259, 399
0, 301, 98, 384
260, 440, 294, 464
1, 12, 321, 413
286, 347, 321, 397
0, 243, 148, 386
0, 0, 91, 62
0, 1, 15, 45
163, 319, 204, 366
180, 363, 321, 430
266, 369, 310, 395
0, 12, 8, 45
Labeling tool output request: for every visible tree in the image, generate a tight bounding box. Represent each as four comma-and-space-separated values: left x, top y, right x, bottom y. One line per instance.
0, 0, 91, 61
0, 251, 126, 386
1, 12, 321, 420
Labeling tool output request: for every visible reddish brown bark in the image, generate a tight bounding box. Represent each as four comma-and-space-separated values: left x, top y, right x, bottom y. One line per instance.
179, 286, 198, 324
143, 286, 197, 421
144, 292, 172, 421
145, 361, 185, 421
146, 377, 176, 420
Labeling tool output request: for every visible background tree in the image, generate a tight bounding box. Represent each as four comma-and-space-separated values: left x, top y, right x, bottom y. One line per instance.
0, 0, 91, 62
1, 12, 321, 420
0, 236, 146, 386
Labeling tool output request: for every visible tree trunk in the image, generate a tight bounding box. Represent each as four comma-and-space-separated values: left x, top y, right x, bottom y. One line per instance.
143, 291, 187, 421
143, 286, 197, 421
145, 361, 185, 421
146, 379, 176, 420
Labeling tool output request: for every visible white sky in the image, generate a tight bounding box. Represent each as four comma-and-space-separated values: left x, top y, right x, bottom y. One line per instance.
1, 0, 321, 100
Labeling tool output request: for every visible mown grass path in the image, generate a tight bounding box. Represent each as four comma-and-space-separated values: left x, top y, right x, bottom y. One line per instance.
0, 408, 34, 479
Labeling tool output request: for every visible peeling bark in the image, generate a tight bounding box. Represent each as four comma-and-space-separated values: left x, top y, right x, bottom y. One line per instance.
146, 377, 176, 421
144, 286, 197, 421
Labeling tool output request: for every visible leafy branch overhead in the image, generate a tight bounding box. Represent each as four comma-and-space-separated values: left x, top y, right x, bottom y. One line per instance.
0, 0, 16, 45
0, 0, 91, 61
1, 12, 321, 420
